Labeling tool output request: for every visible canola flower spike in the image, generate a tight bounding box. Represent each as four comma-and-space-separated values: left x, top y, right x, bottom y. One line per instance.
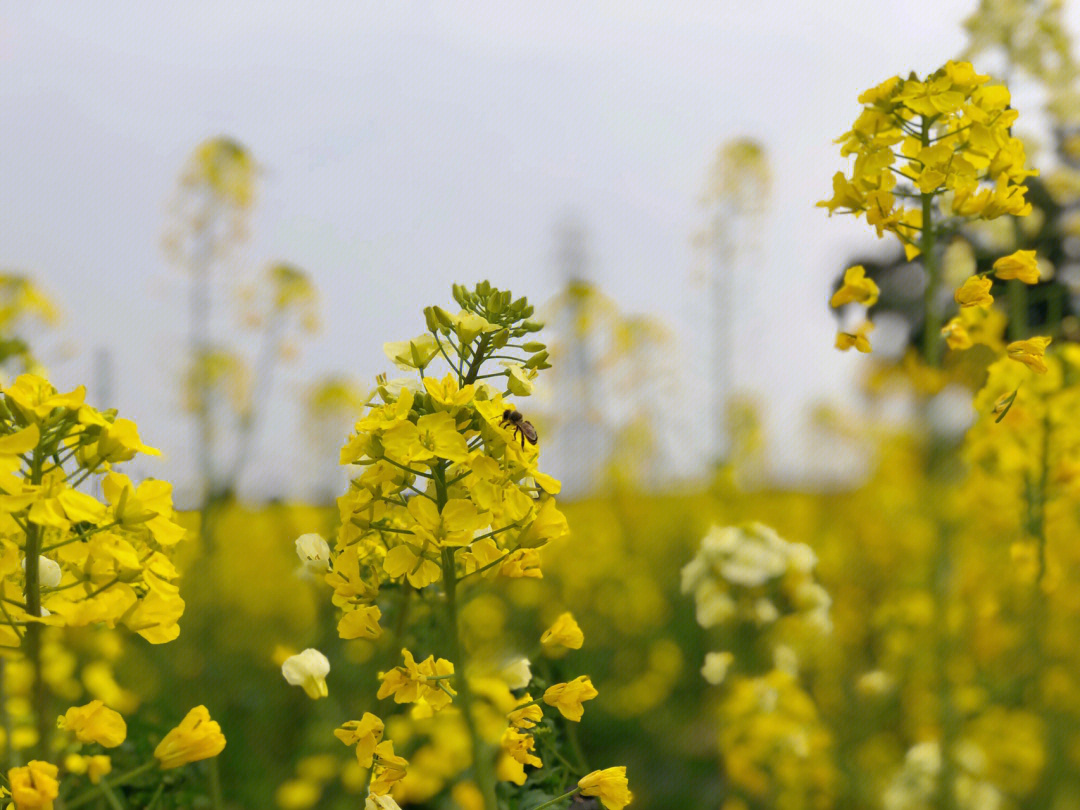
821, 61, 1037, 363
319, 284, 628, 810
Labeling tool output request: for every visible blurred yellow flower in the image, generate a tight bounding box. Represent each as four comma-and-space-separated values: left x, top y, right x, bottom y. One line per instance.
954, 275, 994, 308
830, 265, 880, 308
335, 712, 384, 767
541, 612, 584, 650
941, 317, 973, 350
9, 761, 58, 810
993, 249, 1040, 283
835, 322, 873, 353
57, 700, 126, 748
1006, 336, 1052, 373
369, 740, 408, 796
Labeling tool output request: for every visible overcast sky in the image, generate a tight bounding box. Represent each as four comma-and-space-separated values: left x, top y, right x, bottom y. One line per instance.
1, 1, 1067, 500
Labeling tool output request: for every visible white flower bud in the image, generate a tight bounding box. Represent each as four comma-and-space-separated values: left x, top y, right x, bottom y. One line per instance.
21, 556, 62, 589
295, 533, 331, 574
282, 648, 330, 699
500, 657, 532, 690
701, 651, 734, 685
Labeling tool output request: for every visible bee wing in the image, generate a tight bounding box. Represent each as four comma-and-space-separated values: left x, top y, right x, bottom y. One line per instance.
521, 421, 538, 443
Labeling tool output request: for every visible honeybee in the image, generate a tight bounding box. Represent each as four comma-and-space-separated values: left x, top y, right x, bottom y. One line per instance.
500, 409, 538, 448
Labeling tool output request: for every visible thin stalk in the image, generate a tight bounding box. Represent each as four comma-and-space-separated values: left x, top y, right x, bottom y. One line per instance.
530, 787, 580, 810
209, 756, 223, 810
24, 444, 49, 760
0, 659, 14, 771
441, 545, 497, 810
920, 115, 942, 367
434, 460, 497, 810
65, 761, 158, 809
932, 523, 957, 810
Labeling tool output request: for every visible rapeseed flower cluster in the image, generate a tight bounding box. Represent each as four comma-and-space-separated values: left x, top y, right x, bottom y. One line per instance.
823, 63, 1053, 412
819, 61, 1034, 259
683, 524, 836, 810
0, 374, 186, 646
297, 283, 629, 809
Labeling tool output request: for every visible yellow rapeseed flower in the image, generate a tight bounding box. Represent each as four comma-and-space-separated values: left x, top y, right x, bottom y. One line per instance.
993, 249, 1040, 284
57, 700, 127, 748
8, 761, 59, 810
830, 266, 880, 308
955, 275, 994, 308
541, 612, 584, 650
1006, 336, 1052, 374
508, 694, 543, 729
578, 766, 633, 810
153, 706, 226, 769
543, 675, 599, 722
338, 604, 382, 640
369, 740, 408, 796
941, 317, 973, 350
334, 712, 384, 767
835, 322, 873, 353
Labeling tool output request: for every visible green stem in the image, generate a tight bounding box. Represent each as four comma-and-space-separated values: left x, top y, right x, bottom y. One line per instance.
462, 335, 492, 385
1008, 279, 1028, 342
0, 659, 14, 771
99, 779, 127, 810
920, 116, 942, 367
65, 761, 158, 809
209, 756, 223, 810
435, 461, 497, 810
144, 782, 166, 810
24, 444, 48, 760
530, 787, 580, 810
441, 544, 497, 810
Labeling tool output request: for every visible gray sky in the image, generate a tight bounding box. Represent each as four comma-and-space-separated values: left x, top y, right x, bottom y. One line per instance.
0, 1, 1058, 499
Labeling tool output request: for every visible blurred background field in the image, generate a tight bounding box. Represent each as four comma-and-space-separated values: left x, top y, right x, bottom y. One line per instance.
7, 2, 1080, 809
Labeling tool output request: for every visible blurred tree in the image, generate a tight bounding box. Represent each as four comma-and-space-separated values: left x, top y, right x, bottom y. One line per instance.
163, 138, 319, 513
539, 217, 682, 493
